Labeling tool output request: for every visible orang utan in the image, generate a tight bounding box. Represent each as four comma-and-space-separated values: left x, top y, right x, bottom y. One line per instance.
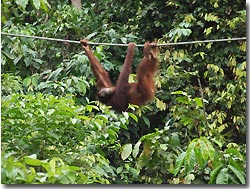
80, 39, 159, 112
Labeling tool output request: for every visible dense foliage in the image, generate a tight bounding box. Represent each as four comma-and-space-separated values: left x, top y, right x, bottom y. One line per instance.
1, 0, 246, 184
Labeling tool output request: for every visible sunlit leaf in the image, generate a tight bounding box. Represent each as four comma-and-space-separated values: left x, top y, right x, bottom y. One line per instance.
16, 0, 29, 9
209, 165, 223, 184
133, 141, 141, 158
156, 98, 166, 110
24, 156, 43, 166
194, 98, 203, 107
23, 77, 32, 87
121, 144, 132, 160
194, 147, 204, 167
185, 140, 197, 173
176, 96, 190, 104
174, 152, 186, 176
121, 38, 127, 44
40, 0, 51, 12
128, 112, 138, 122
86, 32, 97, 40
160, 144, 168, 151
228, 165, 245, 184
32, 0, 41, 9
31, 75, 39, 87
216, 168, 229, 184
225, 148, 243, 159
129, 167, 140, 177
171, 91, 187, 95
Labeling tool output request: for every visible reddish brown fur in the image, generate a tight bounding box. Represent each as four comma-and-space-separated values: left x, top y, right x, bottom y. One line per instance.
80, 39, 158, 112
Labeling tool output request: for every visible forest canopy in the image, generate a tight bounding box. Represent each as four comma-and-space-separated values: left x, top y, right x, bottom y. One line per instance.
1, 0, 246, 184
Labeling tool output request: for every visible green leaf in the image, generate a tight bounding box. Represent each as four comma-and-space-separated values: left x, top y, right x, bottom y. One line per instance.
160, 144, 168, 151
24, 157, 43, 166
199, 138, 209, 161
228, 173, 240, 184
107, 129, 118, 139
5, 108, 23, 118
23, 77, 32, 87
2, 50, 15, 60
209, 165, 223, 184
176, 96, 190, 104
76, 82, 86, 95
186, 150, 196, 174
204, 140, 215, 160
121, 144, 132, 160
16, 0, 29, 9
68, 166, 81, 171
47, 67, 63, 80
122, 112, 129, 120
225, 148, 243, 159
186, 140, 197, 165
194, 98, 203, 107
47, 130, 60, 140
169, 133, 180, 147
211, 138, 223, 148
132, 141, 141, 158
199, 137, 215, 159
174, 152, 186, 176
40, 0, 51, 12
216, 168, 229, 184
32, 0, 41, 9
229, 160, 244, 175
171, 91, 187, 95
228, 165, 245, 184
128, 112, 138, 122
48, 158, 56, 174
37, 82, 50, 89
156, 98, 166, 110
185, 140, 197, 174
142, 116, 150, 127
71, 118, 78, 125
194, 147, 204, 167
86, 32, 97, 40
31, 75, 39, 87
129, 167, 140, 177
195, 138, 215, 166
27, 167, 36, 183
47, 109, 55, 116
121, 38, 127, 44
117, 167, 123, 174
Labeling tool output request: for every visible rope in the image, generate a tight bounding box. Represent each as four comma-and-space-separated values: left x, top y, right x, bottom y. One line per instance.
1, 32, 246, 47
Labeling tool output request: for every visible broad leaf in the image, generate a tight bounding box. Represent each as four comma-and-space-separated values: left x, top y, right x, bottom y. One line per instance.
121, 144, 132, 160
194, 97, 203, 107
174, 152, 186, 176
16, 0, 29, 9
132, 141, 141, 158
24, 157, 43, 166
199, 139, 209, 161
142, 116, 150, 127
32, 0, 41, 9
216, 168, 229, 184
225, 148, 243, 159
128, 112, 138, 122
23, 77, 32, 87
200, 137, 215, 160
194, 147, 204, 167
156, 98, 166, 110
171, 91, 187, 95
40, 0, 51, 12
228, 165, 245, 184
185, 140, 197, 174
